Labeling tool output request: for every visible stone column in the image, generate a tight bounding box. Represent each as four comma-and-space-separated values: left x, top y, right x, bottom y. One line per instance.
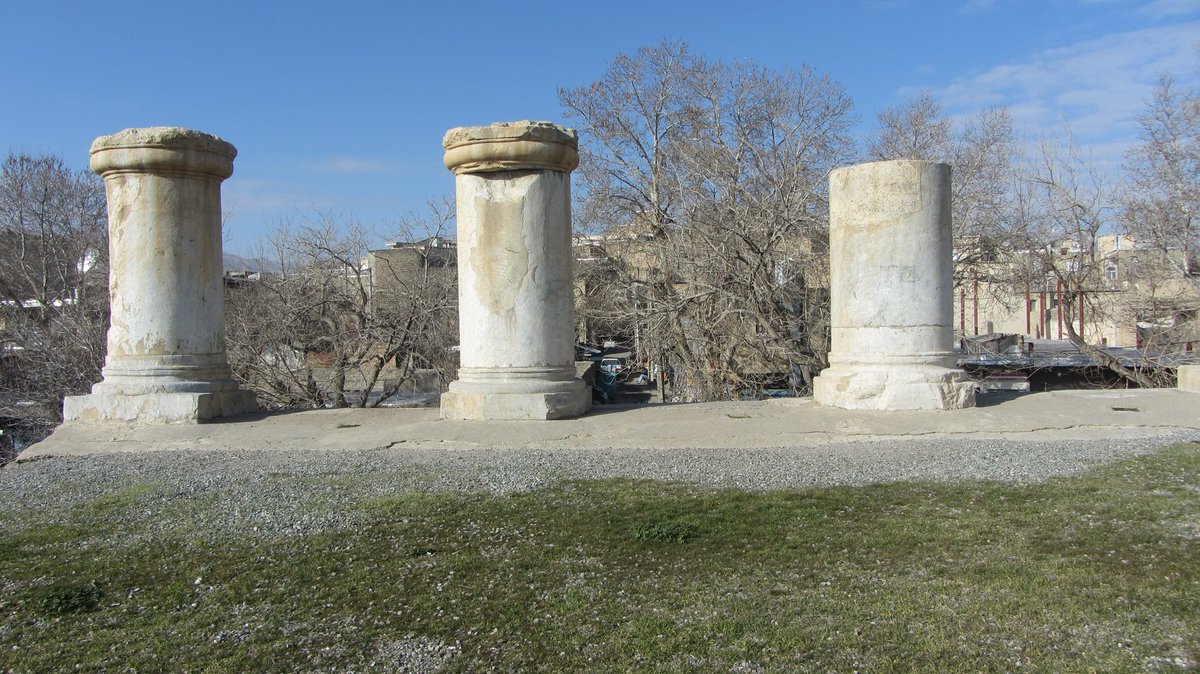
440, 121, 590, 420
813, 160, 975, 410
63, 127, 257, 423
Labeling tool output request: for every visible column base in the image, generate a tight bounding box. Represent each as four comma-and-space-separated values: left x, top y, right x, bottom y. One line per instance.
813, 364, 976, 411
1179, 364, 1200, 393
63, 390, 258, 423
440, 380, 590, 420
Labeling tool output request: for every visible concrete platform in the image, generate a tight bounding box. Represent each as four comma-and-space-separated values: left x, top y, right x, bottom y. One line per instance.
19, 389, 1200, 459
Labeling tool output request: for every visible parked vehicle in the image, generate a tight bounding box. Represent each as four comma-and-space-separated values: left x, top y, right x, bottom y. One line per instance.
599, 357, 625, 374
576, 342, 604, 361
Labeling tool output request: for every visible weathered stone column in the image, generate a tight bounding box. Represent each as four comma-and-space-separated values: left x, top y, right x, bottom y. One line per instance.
813, 160, 975, 410
63, 127, 257, 423
440, 121, 590, 420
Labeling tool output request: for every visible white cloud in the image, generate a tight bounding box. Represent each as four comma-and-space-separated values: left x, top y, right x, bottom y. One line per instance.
1137, 0, 1200, 19
304, 157, 391, 174
920, 21, 1200, 166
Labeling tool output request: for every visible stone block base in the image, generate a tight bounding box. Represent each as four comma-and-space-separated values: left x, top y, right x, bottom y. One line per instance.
813, 365, 976, 410
63, 390, 258, 423
1179, 364, 1200, 393
440, 384, 590, 420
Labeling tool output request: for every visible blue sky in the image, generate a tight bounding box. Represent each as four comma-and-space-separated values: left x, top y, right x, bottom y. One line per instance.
3, 0, 1197, 255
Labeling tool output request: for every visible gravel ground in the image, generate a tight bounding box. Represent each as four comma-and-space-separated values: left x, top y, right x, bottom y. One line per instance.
5, 431, 1199, 537
3, 432, 1198, 672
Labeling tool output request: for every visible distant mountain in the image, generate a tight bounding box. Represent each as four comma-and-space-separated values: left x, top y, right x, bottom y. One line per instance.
223, 253, 281, 273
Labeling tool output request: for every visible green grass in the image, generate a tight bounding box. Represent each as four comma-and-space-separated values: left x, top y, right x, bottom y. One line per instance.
2, 444, 1198, 672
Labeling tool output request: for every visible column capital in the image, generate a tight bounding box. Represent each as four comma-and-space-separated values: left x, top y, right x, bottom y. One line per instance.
443, 121, 578, 175
90, 127, 237, 180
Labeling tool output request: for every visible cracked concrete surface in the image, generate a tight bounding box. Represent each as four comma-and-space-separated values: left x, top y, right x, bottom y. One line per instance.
20, 389, 1200, 459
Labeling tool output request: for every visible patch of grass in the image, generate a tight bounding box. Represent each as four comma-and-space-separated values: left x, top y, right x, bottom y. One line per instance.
0, 445, 1197, 671
631, 518, 702, 542
85, 482, 160, 513
37, 580, 104, 615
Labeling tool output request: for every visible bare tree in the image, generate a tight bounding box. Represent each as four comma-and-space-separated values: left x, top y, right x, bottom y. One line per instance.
1015, 135, 1167, 386
0, 152, 108, 451
1001, 75, 1198, 387
1119, 74, 1200, 355
867, 91, 953, 162
562, 41, 855, 399
225, 204, 458, 409
867, 93, 1020, 283
1123, 74, 1199, 276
